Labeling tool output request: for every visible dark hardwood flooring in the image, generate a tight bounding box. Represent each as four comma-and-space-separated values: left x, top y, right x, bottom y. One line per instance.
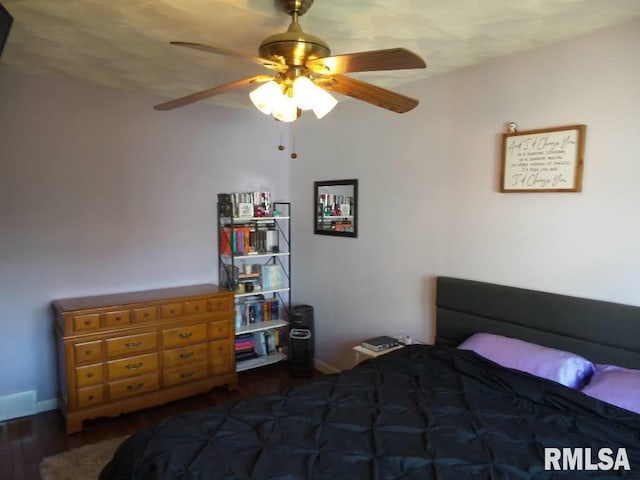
0, 362, 320, 480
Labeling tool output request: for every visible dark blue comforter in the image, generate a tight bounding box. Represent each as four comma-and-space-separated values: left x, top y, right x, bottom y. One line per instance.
100, 345, 640, 479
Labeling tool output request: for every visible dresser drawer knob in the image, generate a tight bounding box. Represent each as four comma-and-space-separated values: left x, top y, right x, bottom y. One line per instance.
87, 373, 94, 378
144, 312, 149, 317
127, 383, 144, 391
170, 310, 175, 314
179, 332, 193, 339
217, 303, 223, 308
180, 371, 194, 379
84, 350, 93, 356
179, 351, 194, 360
88, 395, 95, 401
195, 306, 200, 311
84, 320, 91, 326
126, 362, 143, 370
125, 341, 142, 349
115, 316, 121, 321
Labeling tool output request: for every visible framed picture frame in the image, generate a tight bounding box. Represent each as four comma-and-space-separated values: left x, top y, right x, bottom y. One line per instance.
500, 124, 586, 192
314, 179, 358, 238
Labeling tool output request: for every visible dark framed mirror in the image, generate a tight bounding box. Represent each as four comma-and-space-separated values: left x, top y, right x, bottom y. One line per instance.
314, 179, 358, 238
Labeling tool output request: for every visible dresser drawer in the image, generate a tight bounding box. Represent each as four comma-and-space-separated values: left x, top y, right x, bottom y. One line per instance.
209, 339, 232, 375
162, 363, 208, 387
107, 353, 158, 380
162, 343, 209, 368
74, 340, 103, 364
184, 300, 207, 315
73, 313, 101, 331
106, 331, 158, 358
108, 372, 159, 400
132, 306, 157, 323
77, 384, 105, 408
209, 296, 232, 313
208, 320, 230, 340
161, 303, 183, 319
104, 310, 130, 328
76, 364, 104, 387
162, 323, 208, 349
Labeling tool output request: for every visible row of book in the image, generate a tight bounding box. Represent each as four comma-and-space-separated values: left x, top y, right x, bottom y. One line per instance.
235, 295, 281, 329
235, 330, 283, 361
223, 264, 285, 293
219, 225, 279, 256
218, 191, 273, 218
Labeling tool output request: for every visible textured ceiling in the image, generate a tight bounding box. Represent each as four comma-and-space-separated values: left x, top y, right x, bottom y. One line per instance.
2, 0, 640, 110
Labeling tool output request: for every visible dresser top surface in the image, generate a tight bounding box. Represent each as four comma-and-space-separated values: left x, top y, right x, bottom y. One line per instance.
53, 284, 231, 313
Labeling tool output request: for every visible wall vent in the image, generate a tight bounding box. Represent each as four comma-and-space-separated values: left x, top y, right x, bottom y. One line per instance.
0, 390, 36, 421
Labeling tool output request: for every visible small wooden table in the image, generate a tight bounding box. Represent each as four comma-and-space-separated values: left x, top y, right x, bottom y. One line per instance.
352, 344, 404, 365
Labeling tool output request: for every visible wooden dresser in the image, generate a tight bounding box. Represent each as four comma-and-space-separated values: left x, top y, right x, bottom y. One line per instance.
53, 284, 237, 433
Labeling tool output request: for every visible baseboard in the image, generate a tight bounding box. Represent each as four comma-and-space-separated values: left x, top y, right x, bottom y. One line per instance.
0, 390, 36, 421
314, 359, 340, 374
0, 390, 59, 422
36, 398, 59, 414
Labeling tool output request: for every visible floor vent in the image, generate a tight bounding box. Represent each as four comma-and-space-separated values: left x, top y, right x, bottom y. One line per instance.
0, 390, 36, 421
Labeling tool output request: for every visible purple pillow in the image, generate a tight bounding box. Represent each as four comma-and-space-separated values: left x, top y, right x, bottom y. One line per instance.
581, 364, 640, 414
458, 333, 594, 389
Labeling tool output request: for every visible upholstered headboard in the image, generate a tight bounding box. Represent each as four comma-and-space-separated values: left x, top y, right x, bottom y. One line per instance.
435, 276, 640, 369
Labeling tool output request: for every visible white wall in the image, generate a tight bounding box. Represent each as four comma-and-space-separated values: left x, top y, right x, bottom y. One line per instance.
1, 17, 639, 408
290, 74, 453, 370
446, 18, 640, 302
0, 69, 289, 407
291, 18, 640, 371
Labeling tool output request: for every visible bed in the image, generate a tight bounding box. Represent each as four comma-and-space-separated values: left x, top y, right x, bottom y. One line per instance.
100, 277, 640, 479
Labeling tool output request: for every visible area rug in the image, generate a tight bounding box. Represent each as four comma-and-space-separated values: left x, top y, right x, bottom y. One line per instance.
40, 435, 127, 480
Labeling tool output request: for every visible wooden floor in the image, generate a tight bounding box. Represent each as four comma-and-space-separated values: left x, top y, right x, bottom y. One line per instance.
0, 362, 320, 480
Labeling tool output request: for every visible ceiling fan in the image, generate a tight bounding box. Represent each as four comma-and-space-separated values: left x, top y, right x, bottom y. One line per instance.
154, 0, 427, 122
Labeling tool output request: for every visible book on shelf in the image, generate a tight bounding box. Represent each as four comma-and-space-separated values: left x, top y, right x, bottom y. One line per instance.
218, 191, 276, 219
235, 333, 257, 361
219, 224, 280, 256
252, 330, 280, 356
235, 295, 281, 329
262, 264, 284, 290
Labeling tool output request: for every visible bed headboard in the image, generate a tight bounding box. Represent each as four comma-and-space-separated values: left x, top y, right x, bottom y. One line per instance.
435, 276, 640, 369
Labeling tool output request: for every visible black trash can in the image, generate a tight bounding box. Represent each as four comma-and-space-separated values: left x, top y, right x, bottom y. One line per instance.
289, 304, 314, 377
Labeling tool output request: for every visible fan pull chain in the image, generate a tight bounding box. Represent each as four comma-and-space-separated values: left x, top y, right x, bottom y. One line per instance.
290, 122, 297, 159
278, 123, 285, 151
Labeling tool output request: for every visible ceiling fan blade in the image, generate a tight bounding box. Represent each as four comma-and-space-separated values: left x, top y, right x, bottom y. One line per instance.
307, 48, 426, 75
171, 42, 287, 72
154, 75, 273, 111
316, 75, 419, 114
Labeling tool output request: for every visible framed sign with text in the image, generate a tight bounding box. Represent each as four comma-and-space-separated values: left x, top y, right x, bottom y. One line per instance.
501, 124, 586, 192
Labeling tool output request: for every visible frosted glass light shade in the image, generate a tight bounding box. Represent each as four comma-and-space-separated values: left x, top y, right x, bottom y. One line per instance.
272, 94, 297, 122
292, 76, 317, 110
312, 87, 338, 119
249, 81, 282, 115
249, 77, 337, 121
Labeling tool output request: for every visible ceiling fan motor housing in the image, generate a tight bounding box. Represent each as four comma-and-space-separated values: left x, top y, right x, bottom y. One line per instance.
260, 0, 329, 68
278, 0, 314, 16
259, 28, 330, 67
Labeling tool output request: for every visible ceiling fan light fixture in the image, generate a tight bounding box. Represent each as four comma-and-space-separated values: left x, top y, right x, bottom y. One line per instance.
291, 75, 338, 119
156, 0, 425, 116
311, 87, 338, 119
272, 93, 298, 122
249, 80, 282, 115
292, 76, 317, 110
